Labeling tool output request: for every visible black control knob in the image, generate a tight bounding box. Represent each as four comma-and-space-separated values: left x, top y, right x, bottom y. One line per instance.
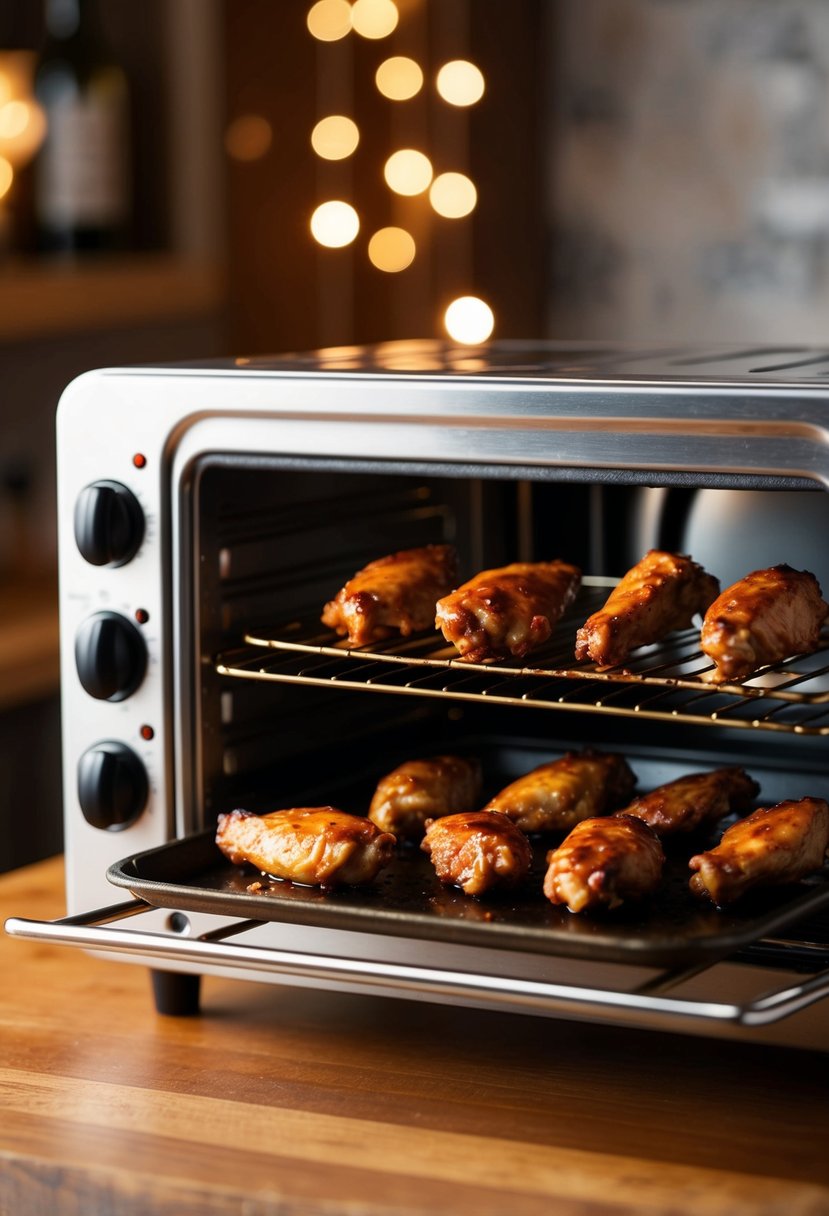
75, 611, 147, 701
74, 480, 144, 567
78, 741, 149, 830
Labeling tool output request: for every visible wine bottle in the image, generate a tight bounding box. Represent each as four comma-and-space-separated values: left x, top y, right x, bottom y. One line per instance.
34, 0, 131, 254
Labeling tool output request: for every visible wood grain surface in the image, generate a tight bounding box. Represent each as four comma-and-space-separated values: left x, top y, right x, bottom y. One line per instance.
2, 857, 829, 1215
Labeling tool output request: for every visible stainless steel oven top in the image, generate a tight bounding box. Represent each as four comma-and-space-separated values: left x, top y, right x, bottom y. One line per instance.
219, 339, 829, 386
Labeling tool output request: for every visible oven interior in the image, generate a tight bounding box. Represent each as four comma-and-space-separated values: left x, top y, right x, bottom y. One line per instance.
165, 460, 829, 973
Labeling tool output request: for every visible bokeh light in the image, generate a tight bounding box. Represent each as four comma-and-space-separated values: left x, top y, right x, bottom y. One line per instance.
224, 114, 272, 162
0, 155, 12, 201
306, 0, 352, 41
368, 226, 416, 272
444, 296, 495, 344
429, 172, 477, 218
436, 60, 485, 107
383, 149, 433, 196
311, 114, 360, 160
375, 56, 423, 101
350, 0, 398, 39
310, 200, 360, 247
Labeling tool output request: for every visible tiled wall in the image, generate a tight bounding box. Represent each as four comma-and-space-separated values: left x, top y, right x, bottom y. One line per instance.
547, 0, 829, 342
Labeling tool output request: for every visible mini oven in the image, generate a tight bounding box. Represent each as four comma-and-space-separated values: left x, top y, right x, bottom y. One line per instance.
7, 339, 829, 1050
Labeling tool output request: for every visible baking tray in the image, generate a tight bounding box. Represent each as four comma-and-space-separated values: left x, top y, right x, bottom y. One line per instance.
107, 826, 829, 969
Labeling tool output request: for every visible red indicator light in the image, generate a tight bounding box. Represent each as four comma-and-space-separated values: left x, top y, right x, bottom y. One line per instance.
140, 724, 155, 741
135, 608, 149, 625
132, 453, 147, 469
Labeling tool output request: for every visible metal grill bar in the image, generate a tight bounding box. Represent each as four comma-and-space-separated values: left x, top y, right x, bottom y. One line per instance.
216, 644, 829, 735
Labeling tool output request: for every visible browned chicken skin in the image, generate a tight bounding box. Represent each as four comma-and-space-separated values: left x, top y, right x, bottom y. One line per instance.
421, 810, 532, 896
689, 797, 829, 906
485, 751, 636, 834
543, 815, 665, 913
215, 807, 395, 887
616, 767, 759, 837
368, 755, 482, 840
435, 560, 582, 662
700, 564, 828, 684
322, 544, 458, 647
575, 549, 720, 667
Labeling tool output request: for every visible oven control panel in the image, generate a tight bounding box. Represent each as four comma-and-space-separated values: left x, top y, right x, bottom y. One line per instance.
77, 740, 149, 830
74, 610, 147, 702
74, 479, 145, 567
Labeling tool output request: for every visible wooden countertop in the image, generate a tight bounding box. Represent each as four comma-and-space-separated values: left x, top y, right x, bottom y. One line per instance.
2, 857, 829, 1215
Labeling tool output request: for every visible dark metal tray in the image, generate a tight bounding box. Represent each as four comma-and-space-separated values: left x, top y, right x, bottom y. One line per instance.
107, 825, 829, 969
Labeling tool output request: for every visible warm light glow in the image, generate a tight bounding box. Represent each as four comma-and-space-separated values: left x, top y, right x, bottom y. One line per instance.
0, 72, 10, 107
311, 114, 360, 160
224, 114, 272, 162
306, 0, 352, 41
0, 156, 12, 201
0, 100, 29, 140
436, 60, 485, 106
368, 226, 416, 272
429, 172, 477, 218
350, 0, 398, 39
310, 200, 360, 247
444, 296, 495, 344
375, 55, 423, 100
383, 149, 433, 196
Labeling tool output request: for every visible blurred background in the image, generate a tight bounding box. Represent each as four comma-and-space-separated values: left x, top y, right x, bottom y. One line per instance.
2, 0, 829, 870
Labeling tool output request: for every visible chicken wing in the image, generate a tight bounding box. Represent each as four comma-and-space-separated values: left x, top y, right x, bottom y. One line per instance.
485, 751, 636, 834
543, 815, 665, 913
368, 754, 482, 840
215, 807, 395, 887
435, 559, 582, 662
575, 549, 719, 667
700, 564, 828, 684
421, 810, 532, 896
616, 767, 759, 837
322, 544, 458, 647
689, 797, 829, 907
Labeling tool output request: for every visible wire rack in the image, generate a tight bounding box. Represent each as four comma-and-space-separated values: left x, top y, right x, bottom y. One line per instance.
216, 583, 829, 736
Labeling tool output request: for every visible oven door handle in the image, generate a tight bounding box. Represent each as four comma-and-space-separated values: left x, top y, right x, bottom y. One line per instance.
6, 900, 829, 1028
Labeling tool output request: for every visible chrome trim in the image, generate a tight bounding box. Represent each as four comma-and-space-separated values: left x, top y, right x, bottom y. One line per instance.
6, 904, 829, 1028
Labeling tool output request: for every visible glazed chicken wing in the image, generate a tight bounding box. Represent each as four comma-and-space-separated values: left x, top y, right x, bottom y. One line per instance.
368, 754, 482, 840
616, 767, 759, 837
485, 751, 636, 834
575, 550, 720, 667
322, 544, 458, 647
700, 564, 828, 684
421, 810, 532, 896
689, 797, 829, 907
215, 807, 395, 887
435, 560, 582, 662
543, 815, 665, 913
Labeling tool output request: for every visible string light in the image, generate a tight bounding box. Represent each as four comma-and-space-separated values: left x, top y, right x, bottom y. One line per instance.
224, 114, 272, 162
375, 56, 423, 100
436, 60, 485, 107
368, 227, 416, 272
350, 0, 398, 39
306, 0, 352, 42
383, 149, 433, 196
429, 172, 477, 219
310, 200, 360, 247
0, 155, 12, 201
444, 296, 495, 344
311, 114, 360, 160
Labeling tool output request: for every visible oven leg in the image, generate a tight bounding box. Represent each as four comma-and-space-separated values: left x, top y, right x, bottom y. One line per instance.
150, 969, 202, 1016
